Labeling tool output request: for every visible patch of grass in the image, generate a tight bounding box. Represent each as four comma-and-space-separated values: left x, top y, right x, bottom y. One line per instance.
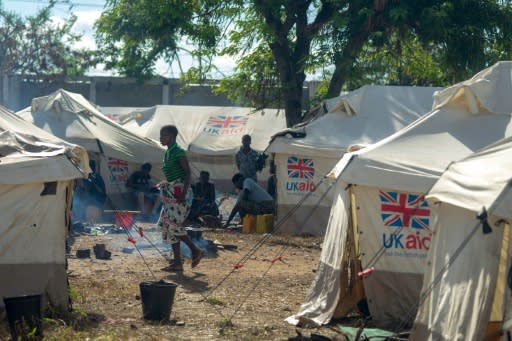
217, 318, 234, 336
206, 296, 226, 306
68, 286, 86, 304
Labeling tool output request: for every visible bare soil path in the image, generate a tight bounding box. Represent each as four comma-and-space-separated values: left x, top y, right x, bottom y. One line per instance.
1, 225, 347, 341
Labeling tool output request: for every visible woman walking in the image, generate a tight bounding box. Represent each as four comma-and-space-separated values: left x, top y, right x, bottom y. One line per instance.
158, 125, 203, 271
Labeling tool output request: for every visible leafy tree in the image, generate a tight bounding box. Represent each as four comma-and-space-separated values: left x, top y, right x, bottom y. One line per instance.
94, 0, 219, 78
95, 0, 512, 126
0, 0, 97, 77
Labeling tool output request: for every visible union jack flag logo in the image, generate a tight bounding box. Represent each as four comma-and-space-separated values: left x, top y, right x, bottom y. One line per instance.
107, 158, 128, 173
379, 191, 430, 229
287, 156, 315, 179
207, 115, 248, 129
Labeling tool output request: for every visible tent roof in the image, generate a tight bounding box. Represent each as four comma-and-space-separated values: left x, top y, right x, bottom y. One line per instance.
266, 85, 439, 157
17, 89, 165, 163
0, 105, 88, 184
426, 136, 512, 220
119, 105, 212, 150
188, 107, 286, 155
330, 61, 512, 193
100, 106, 148, 123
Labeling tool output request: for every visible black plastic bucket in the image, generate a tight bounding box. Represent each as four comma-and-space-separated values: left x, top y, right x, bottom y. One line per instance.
139, 280, 177, 321
3, 294, 42, 340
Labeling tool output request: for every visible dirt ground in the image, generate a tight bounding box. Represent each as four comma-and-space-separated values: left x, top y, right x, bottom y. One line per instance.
0, 223, 349, 341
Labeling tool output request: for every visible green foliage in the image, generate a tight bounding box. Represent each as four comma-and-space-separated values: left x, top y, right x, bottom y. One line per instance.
345, 33, 447, 90
213, 45, 282, 108
0, 0, 97, 77
217, 317, 234, 336
95, 0, 222, 78
206, 295, 227, 306
94, 0, 512, 126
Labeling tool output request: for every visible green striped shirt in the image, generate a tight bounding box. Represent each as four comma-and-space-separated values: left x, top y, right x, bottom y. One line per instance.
162, 143, 186, 182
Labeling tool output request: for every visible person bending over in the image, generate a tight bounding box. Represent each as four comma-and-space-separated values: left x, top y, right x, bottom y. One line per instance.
224, 173, 274, 227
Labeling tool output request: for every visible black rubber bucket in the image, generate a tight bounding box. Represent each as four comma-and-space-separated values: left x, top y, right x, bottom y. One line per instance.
3, 294, 42, 340
139, 280, 177, 321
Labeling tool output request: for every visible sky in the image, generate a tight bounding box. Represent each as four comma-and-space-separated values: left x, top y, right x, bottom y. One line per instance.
1, 0, 237, 77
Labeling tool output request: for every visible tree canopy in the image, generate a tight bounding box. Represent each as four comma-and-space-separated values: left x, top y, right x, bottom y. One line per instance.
95, 0, 512, 126
0, 0, 97, 78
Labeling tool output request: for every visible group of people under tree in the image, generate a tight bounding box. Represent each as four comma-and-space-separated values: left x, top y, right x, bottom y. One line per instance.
124, 164, 219, 223
133, 129, 276, 272
226, 134, 276, 227
123, 133, 276, 226
71, 127, 276, 273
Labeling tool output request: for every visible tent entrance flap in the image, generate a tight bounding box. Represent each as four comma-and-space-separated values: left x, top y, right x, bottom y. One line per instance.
333, 188, 366, 318
485, 222, 511, 340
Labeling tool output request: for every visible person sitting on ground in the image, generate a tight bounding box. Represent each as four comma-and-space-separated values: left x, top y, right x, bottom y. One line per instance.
224, 173, 275, 227
125, 162, 161, 217
189, 170, 219, 222
267, 160, 277, 200
82, 159, 107, 225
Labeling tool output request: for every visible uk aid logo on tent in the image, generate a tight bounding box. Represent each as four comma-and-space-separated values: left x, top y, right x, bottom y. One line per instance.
285, 156, 316, 193
107, 157, 129, 184
203, 115, 248, 136
379, 191, 432, 252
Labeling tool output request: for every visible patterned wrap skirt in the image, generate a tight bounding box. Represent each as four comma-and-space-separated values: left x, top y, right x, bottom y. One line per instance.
157, 180, 193, 244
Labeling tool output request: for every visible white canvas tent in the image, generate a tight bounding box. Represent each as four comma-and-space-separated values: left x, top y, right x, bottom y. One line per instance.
101, 106, 148, 123
288, 61, 512, 328
119, 105, 286, 191
16, 89, 166, 209
410, 136, 512, 340
119, 105, 209, 152
188, 107, 286, 191
0, 104, 89, 311
266, 85, 439, 236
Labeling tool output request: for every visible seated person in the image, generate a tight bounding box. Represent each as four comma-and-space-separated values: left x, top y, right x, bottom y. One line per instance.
125, 162, 161, 216
224, 173, 275, 227
73, 160, 107, 225
189, 171, 219, 221
267, 160, 277, 200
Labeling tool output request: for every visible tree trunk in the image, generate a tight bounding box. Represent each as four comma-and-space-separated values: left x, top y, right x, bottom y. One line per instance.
327, 0, 384, 97
283, 78, 304, 127
327, 34, 366, 98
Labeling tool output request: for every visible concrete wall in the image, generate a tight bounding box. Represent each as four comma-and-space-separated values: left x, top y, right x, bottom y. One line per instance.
1, 75, 311, 112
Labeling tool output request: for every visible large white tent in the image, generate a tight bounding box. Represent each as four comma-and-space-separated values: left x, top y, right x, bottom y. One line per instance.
410, 136, 512, 340
119, 105, 206, 150
266, 85, 439, 236
188, 106, 286, 191
119, 105, 286, 191
16, 89, 166, 209
0, 104, 89, 312
287, 61, 512, 328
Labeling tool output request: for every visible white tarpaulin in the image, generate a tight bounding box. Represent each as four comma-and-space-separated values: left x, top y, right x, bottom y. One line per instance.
291, 61, 512, 327
267, 85, 438, 235
187, 106, 286, 191
0, 105, 88, 311
353, 186, 437, 325
118, 105, 208, 150
411, 136, 512, 340
101, 106, 148, 123
16, 89, 166, 208
118, 105, 286, 191
285, 179, 350, 326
